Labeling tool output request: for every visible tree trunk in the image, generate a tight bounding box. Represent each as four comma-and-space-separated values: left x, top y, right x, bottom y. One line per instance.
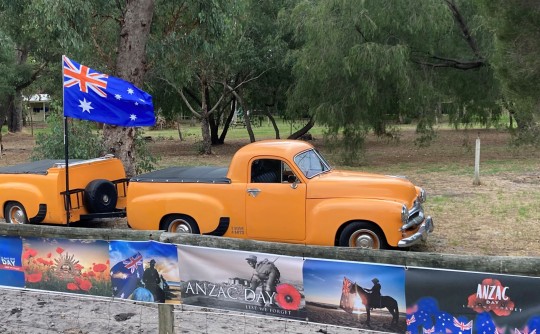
264, 107, 280, 139
287, 116, 315, 139
208, 86, 220, 145
7, 47, 28, 133
103, 0, 154, 177
231, 90, 255, 143
7, 90, 23, 132
199, 79, 212, 154
218, 97, 236, 144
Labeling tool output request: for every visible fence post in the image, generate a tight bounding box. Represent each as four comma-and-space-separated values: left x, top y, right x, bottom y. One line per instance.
158, 304, 174, 334
473, 135, 481, 186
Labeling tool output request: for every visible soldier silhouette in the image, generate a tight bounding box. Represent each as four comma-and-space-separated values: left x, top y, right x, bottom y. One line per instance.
365, 278, 382, 308
245, 255, 280, 306
143, 259, 165, 303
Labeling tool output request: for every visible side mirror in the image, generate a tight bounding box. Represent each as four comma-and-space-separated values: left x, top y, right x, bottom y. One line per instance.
288, 175, 299, 189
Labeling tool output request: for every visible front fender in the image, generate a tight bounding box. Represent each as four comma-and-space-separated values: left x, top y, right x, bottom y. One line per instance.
127, 192, 225, 232
306, 198, 405, 247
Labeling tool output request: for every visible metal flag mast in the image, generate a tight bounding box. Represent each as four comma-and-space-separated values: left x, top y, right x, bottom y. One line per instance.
62, 55, 71, 227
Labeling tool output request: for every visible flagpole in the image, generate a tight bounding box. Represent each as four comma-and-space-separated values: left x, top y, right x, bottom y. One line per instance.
62, 55, 71, 227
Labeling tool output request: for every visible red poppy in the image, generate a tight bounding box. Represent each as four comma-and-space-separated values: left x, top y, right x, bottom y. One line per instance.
78, 279, 92, 292
37, 258, 50, 265
22, 248, 38, 259
74, 276, 82, 285
26, 272, 43, 283
87, 271, 96, 277
67, 283, 79, 291
46, 252, 52, 258
74, 264, 84, 270
93, 263, 108, 273
275, 284, 301, 311
56, 247, 64, 254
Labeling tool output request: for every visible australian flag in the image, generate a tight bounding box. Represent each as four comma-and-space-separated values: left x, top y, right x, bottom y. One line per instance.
63, 55, 155, 127
339, 276, 355, 313
110, 252, 144, 299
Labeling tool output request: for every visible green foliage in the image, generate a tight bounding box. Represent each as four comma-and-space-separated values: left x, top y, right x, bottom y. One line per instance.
283, 0, 502, 163
477, 1, 540, 141
133, 129, 160, 174
32, 106, 158, 174
32, 108, 103, 160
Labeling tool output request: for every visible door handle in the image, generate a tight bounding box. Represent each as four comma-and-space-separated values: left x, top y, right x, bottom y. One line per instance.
247, 188, 261, 198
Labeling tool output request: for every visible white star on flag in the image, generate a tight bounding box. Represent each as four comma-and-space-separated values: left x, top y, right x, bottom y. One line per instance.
115, 94, 122, 100
78, 98, 94, 113
130, 114, 137, 121
127, 88, 134, 94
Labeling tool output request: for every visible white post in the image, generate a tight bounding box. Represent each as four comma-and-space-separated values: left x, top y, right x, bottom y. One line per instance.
473, 135, 481, 185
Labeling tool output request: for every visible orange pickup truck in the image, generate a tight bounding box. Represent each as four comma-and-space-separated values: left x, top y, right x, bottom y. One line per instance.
0, 155, 128, 225
127, 140, 434, 250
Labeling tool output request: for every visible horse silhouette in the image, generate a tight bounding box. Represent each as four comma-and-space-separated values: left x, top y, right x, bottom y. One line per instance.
349, 282, 399, 327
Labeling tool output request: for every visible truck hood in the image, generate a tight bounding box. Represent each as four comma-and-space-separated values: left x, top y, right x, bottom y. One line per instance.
306, 170, 417, 204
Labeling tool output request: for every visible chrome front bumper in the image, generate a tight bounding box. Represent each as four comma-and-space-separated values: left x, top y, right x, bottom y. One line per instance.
397, 216, 434, 248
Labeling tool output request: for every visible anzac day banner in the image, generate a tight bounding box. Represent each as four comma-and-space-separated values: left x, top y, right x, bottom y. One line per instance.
0, 235, 25, 288
303, 259, 406, 333
177, 245, 306, 320
109, 240, 180, 304
405, 267, 540, 334
21, 237, 111, 296
2, 234, 540, 334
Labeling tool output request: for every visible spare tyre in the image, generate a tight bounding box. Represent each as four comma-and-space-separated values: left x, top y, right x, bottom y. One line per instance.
84, 179, 118, 213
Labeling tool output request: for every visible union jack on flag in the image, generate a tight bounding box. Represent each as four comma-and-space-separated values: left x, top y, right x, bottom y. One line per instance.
110, 252, 145, 299
123, 252, 143, 274
453, 317, 473, 332
62, 55, 155, 126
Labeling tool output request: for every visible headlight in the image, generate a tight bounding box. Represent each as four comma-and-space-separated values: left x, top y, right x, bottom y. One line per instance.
401, 205, 408, 224
418, 188, 426, 203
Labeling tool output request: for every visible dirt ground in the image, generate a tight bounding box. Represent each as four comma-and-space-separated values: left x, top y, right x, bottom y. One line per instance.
1, 128, 540, 257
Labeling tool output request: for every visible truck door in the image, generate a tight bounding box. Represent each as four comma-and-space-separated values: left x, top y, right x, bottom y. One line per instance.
245, 158, 306, 241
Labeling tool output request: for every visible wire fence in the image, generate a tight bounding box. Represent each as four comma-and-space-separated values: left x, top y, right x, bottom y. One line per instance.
0, 287, 377, 334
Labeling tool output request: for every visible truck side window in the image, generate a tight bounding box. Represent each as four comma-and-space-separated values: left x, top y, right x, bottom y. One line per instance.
281, 162, 297, 183
251, 159, 282, 183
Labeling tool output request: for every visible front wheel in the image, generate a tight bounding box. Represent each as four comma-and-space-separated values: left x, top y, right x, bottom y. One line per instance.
338, 222, 387, 250
4, 202, 29, 224
160, 215, 200, 234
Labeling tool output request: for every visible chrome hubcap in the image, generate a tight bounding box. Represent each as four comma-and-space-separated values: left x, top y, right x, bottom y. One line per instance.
349, 229, 379, 249
9, 207, 26, 224
169, 219, 192, 233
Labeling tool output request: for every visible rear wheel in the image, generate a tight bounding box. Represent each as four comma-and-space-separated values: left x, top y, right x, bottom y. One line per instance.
339, 222, 387, 250
4, 202, 29, 224
84, 179, 118, 213
161, 215, 200, 234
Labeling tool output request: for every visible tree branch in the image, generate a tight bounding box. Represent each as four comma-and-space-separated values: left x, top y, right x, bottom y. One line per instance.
444, 0, 483, 59
15, 62, 48, 91
159, 77, 201, 118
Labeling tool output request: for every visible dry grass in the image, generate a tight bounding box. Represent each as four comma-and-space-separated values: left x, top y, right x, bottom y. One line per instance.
2, 128, 540, 257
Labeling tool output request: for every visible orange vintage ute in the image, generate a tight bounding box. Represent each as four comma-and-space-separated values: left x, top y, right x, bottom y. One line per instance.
0, 155, 128, 225
127, 140, 434, 250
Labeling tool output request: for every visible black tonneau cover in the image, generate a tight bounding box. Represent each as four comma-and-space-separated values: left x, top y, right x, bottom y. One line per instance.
0, 160, 63, 175
0, 159, 84, 175
131, 166, 230, 184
